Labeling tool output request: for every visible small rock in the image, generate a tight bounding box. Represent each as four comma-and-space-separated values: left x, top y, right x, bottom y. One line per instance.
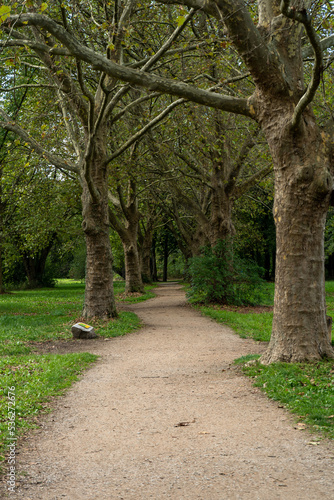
71, 323, 97, 339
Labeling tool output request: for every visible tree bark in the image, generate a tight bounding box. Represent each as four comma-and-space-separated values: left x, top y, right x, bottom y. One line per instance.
260, 104, 334, 363
123, 239, 144, 293
139, 228, 154, 283
81, 144, 117, 319
109, 181, 144, 294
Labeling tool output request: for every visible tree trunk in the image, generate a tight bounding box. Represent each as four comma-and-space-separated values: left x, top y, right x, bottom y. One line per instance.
139, 228, 153, 283
209, 192, 234, 246
22, 237, 55, 288
163, 233, 168, 282
260, 106, 334, 363
81, 146, 117, 319
151, 237, 158, 282
123, 240, 144, 293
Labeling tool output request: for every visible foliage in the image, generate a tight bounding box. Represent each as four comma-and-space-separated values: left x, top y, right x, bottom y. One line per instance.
239, 359, 334, 439
187, 240, 266, 306
67, 242, 86, 280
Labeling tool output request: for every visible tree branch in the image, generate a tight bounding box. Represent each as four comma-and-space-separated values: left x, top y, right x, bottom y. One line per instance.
0, 84, 57, 92
105, 98, 186, 164
140, 8, 197, 73
109, 92, 162, 126
2, 14, 253, 118
0, 108, 78, 174
234, 165, 272, 199
302, 34, 334, 59
280, 0, 323, 130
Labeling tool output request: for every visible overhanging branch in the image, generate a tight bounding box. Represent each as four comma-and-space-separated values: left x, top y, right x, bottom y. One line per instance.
2, 14, 253, 118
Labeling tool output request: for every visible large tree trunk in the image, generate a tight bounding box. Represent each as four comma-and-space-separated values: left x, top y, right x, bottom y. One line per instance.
260, 105, 334, 363
81, 145, 117, 319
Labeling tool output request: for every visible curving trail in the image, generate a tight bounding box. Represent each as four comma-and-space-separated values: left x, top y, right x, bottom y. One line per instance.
5, 283, 334, 499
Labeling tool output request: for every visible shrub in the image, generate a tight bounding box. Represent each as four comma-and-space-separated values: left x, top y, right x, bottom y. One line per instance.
187, 240, 266, 306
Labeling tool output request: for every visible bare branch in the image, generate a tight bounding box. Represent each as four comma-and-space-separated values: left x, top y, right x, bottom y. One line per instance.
105, 98, 186, 164
141, 8, 197, 72
109, 92, 161, 126
234, 165, 272, 199
303, 34, 334, 58
0, 84, 57, 92
0, 36, 71, 55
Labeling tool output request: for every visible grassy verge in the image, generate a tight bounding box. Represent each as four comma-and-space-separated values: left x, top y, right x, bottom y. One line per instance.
198, 281, 334, 343
196, 281, 334, 439
116, 284, 157, 303
0, 279, 152, 475
0, 353, 98, 466
236, 356, 334, 439
199, 306, 273, 342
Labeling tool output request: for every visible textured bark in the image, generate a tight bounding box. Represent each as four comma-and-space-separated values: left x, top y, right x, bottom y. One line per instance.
109, 181, 144, 294
123, 240, 144, 293
139, 228, 154, 283
209, 164, 235, 245
81, 143, 117, 319
259, 101, 334, 363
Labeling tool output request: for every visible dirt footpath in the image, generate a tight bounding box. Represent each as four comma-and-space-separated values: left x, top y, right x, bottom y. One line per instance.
5, 283, 334, 499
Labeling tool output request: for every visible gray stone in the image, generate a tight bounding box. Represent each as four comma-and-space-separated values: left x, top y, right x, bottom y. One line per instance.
72, 322, 97, 339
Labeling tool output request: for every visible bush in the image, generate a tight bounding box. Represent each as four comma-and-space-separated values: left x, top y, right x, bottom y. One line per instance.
187, 240, 266, 306
68, 244, 86, 280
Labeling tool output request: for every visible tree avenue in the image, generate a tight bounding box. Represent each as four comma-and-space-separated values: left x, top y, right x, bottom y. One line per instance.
0, 1, 196, 318
1, 1, 334, 362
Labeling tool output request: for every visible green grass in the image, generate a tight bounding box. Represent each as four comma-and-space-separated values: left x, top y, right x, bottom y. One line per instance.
199, 306, 273, 342
0, 279, 153, 355
198, 281, 334, 344
239, 358, 334, 439
0, 353, 98, 467
197, 281, 334, 439
116, 284, 157, 303
0, 279, 152, 476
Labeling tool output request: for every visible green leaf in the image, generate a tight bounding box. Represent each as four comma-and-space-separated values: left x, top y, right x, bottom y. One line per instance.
176, 16, 185, 27
0, 5, 11, 22
40, 3, 48, 12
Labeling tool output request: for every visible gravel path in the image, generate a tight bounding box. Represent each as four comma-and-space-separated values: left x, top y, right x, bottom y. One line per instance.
4, 283, 334, 499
